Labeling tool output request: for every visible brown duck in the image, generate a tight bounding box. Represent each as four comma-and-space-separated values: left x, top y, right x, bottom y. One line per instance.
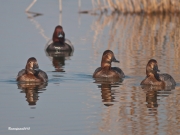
93, 50, 125, 79
141, 59, 176, 87
16, 57, 48, 82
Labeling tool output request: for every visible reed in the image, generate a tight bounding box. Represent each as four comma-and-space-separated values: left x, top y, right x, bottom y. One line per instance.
92, 0, 180, 14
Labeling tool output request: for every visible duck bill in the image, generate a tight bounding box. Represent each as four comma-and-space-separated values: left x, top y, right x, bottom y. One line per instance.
33, 64, 39, 71
112, 57, 119, 63
153, 65, 160, 72
58, 33, 63, 38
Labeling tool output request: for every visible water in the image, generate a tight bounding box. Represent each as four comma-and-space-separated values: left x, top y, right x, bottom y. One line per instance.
0, 1, 180, 135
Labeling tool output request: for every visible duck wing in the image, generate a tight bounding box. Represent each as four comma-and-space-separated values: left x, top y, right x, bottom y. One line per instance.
159, 73, 176, 86
93, 67, 102, 78
65, 38, 74, 52
37, 70, 48, 82
111, 67, 125, 78
16, 69, 26, 81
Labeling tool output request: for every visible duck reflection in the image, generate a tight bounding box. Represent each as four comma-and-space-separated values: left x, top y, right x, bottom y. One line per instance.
99, 84, 115, 107
17, 82, 47, 106
95, 78, 122, 106
45, 49, 73, 72
142, 85, 174, 109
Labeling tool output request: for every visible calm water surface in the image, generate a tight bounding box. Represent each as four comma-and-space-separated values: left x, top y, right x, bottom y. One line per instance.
0, 1, 180, 135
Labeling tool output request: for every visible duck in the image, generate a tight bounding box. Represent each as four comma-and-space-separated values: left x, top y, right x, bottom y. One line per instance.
140, 59, 176, 87
16, 57, 48, 82
93, 50, 125, 79
45, 25, 74, 52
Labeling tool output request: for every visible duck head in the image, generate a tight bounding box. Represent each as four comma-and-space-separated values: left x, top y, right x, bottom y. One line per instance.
52, 25, 65, 43
25, 57, 39, 75
101, 50, 119, 69
146, 59, 160, 76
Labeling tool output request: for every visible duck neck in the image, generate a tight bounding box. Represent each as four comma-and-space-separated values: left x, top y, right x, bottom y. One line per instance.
26, 69, 34, 75
101, 64, 111, 70
147, 72, 161, 81
58, 40, 64, 44
154, 73, 161, 81
53, 38, 64, 44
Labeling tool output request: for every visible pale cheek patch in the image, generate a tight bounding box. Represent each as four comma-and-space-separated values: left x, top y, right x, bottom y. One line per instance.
29, 62, 34, 68
151, 64, 154, 69
107, 55, 111, 61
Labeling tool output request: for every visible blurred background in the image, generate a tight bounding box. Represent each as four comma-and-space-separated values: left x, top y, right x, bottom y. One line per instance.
0, 0, 180, 135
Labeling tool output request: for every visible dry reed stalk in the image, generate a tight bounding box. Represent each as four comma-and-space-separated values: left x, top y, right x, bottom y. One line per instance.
118, 0, 126, 13
107, 0, 114, 10
92, 0, 180, 14
115, 0, 121, 11
128, 0, 134, 13
132, 0, 141, 13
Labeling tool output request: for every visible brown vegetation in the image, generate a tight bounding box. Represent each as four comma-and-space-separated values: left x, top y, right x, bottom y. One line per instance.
92, 0, 180, 14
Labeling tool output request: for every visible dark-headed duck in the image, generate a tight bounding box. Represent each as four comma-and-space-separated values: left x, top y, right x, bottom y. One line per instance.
17, 57, 48, 82
141, 59, 176, 87
46, 25, 74, 52
93, 50, 125, 78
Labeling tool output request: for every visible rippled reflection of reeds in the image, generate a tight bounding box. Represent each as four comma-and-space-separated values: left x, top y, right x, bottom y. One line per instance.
96, 86, 180, 135
92, 13, 180, 81
91, 13, 180, 135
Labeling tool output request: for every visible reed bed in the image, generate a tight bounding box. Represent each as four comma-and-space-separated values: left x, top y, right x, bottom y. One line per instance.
91, 0, 180, 14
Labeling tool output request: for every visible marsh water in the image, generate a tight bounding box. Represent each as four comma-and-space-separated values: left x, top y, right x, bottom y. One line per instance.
1, 1, 180, 135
